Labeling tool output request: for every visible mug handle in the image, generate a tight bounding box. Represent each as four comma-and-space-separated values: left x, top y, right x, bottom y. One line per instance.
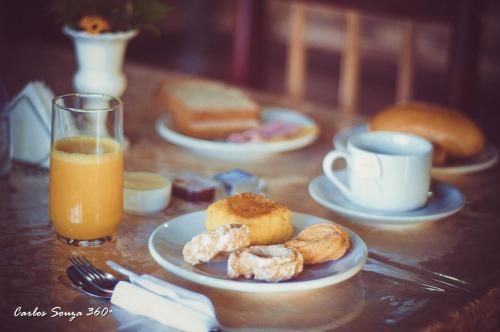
322, 150, 352, 198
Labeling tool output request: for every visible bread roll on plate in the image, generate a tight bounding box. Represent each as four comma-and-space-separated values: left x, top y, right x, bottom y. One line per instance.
206, 193, 293, 246
370, 102, 485, 164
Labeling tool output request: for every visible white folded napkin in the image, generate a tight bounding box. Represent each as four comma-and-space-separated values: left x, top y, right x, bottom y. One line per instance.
111, 282, 218, 332
107, 261, 218, 331
6, 81, 54, 168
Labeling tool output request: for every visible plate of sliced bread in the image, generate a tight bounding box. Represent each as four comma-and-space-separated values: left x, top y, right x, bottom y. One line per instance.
156, 79, 319, 159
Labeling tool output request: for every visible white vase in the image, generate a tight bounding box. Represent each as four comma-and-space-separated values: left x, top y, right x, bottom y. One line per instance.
64, 27, 137, 137
64, 26, 138, 97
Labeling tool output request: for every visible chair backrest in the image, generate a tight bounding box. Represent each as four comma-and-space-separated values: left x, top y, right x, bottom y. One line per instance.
285, 3, 416, 112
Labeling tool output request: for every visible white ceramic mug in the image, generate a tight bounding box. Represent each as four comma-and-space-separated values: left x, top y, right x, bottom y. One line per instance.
322, 131, 433, 211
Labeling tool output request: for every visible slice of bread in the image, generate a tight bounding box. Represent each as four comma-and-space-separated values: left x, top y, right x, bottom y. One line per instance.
175, 118, 260, 140
158, 79, 261, 139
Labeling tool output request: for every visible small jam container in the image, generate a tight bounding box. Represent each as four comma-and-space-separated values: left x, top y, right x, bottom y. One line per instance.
124, 172, 172, 215
172, 172, 218, 202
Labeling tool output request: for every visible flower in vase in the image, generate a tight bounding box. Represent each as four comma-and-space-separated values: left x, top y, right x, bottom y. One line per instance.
79, 15, 111, 35
50, 0, 170, 34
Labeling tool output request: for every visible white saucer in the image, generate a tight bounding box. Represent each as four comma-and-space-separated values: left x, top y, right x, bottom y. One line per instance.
156, 108, 319, 160
148, 211, 367, 293
308, 171, 465, 226
333, 124, 499, 175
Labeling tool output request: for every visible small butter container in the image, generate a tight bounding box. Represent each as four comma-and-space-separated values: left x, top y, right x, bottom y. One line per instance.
215, 168, 265, 195
172, 172, 218, 202
124, 172, 172, 215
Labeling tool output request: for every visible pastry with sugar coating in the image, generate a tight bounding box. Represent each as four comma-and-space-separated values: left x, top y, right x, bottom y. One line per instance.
183, 224, 250, 265
227, 245, 303, 282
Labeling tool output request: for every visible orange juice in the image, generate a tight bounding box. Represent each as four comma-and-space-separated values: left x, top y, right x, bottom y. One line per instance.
49, 136, 123, 240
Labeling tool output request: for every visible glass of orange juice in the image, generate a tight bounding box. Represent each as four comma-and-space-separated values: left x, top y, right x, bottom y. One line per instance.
49, 93, 124, 246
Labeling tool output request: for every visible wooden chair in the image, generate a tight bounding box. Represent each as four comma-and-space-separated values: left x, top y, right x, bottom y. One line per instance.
231, 0, 485, 115
286, 4, 414, 113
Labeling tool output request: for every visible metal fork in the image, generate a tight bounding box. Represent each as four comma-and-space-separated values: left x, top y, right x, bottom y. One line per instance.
66, 265, 112, 299
69, 256, 119, 293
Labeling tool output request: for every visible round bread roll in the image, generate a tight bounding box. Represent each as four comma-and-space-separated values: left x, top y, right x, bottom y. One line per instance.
205, 193, 293, 245
370, 102, 485, 162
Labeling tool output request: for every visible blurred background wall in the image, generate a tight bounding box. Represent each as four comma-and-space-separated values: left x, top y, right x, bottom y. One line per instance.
1, 0, 499, 143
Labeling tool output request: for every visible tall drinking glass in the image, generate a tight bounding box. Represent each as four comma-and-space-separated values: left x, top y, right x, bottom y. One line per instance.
49, 93, 124, 246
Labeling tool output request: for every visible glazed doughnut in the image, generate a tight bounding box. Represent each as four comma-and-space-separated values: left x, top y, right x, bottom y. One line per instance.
227, 245, 303, 282
183, 224, 250, 265
284, 224, 350, 265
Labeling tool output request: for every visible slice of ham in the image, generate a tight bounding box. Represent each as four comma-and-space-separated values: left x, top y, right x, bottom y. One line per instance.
227, 120, 302, 143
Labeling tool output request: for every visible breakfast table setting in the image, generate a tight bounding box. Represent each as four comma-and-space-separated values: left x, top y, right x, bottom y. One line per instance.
2, 0, 500, 322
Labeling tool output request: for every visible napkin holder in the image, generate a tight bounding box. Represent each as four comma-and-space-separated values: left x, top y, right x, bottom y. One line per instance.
6, 81, 54, 168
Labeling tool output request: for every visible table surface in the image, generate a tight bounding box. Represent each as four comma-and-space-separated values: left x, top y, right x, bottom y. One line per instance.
2, 43, 500, 332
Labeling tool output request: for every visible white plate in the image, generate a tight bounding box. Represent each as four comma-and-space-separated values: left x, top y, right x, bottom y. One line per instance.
333, 124, 499, 175
148, 211, 367, 293
156, 108, 319, 159
309, 172, 465, 226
